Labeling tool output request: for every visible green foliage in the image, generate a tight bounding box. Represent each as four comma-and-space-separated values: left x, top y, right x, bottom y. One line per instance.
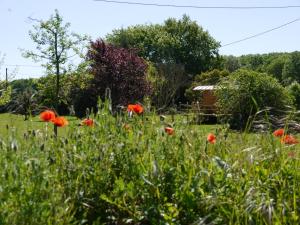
221, 52, 300, 86
282, 51, 300, 85
239, 54, 264, 71
10, 78, 38, 94
23, 9, 89, 116
23, 9, 88, 74
36, 75, 64, 111
36, 70, 92, 115
0, 107, 299, 224
0, 85, 11, 106
8, 88, 39, 120
265, 56, 287, 82
107, 15, 221, 75
216, 69, 293, 129
222, 55, 240, 72
149, 63, 191, 111
287, 81, 300, 109
0, 53, 11, 107
185, 69, 229, 103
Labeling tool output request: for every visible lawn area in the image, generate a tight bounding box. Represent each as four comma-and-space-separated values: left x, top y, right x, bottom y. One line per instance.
0, 113, 78, 138
0, 107, 299, 225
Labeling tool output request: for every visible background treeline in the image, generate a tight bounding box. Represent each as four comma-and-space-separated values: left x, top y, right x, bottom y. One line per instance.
223, 51, 300, 85
6, 51, 300, 113
1, 14, 300, 130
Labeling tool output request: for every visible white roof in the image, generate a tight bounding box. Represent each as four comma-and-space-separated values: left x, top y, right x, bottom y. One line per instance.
193, 85, 215, 91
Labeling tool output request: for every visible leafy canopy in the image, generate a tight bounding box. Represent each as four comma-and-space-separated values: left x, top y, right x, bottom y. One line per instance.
106, 15, 221, 75
23, 9, 88, 74
23, 10, 89, 118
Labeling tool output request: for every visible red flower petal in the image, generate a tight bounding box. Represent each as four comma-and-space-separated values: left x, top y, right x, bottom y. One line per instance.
207, 133, 216, 144
52, 117, 68, 127
40, 110, 56, 122
82, 118, 94, 127
165, 127, 174, 135
281, 135, 299, 145
273, 128, 285, 137
127, 104, 144, 115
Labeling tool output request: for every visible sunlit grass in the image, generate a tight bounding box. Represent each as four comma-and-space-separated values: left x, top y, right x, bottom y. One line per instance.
0, 113, 78, 138
0, 103, 299, 224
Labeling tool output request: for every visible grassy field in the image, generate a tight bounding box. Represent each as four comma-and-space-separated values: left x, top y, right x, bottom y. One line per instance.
0, 103, 299, 224
0, 113, 78, 138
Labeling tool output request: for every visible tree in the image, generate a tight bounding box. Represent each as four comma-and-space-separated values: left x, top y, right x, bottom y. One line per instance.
239, 54, 264, 71
23, 9, 88, 135
81, 39, 151, 115
106, 15, 221, 75
37, 64, 93, 116
222, 55, 240, 72
149, 63, 191, 111
287, 81, 300, 109
282, 51, 300, 85
216, 69, 292, 129
10, 78, 38, 94
265, 56, 287, 82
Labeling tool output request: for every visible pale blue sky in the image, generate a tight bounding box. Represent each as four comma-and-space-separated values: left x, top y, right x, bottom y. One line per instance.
1, 0, 300, 79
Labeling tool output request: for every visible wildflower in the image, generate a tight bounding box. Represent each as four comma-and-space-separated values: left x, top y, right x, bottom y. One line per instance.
281, 135, 299, 145
273, 128, 285, 137
40, 110, 56, 122
127, 104, 144, 115
207, 133, 216, 144
52, 117, 68, 127
165, 127, 174, 135
82, 118, 94, 127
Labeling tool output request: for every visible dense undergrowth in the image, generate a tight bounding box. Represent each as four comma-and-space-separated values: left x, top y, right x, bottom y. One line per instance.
0, 100, 299, 225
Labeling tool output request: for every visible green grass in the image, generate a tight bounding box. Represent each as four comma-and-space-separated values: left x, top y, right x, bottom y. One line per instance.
0, 113, 78, 138
0, 103, 299, 225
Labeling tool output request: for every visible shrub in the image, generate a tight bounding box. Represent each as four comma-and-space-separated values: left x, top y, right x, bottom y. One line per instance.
286, 81, 300, 109
7, 88, 39, 120
216, 69, 293, 129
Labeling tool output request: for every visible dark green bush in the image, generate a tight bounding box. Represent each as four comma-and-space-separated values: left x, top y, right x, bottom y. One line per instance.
216, 69, 293, 129
287, 81, 300, 109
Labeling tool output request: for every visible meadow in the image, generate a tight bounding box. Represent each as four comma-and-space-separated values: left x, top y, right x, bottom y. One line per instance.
0, 101, 299, 225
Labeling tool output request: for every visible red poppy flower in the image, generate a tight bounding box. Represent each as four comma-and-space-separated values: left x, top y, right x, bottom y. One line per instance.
82, 118, 94, 127
207, 133, 216, 144
40, 110, 56, 122
165, 127, 174, 135
281, 135, 299, 145
273, 128, 285, 137
52, 117, 68, 127
127, 104, 144, 115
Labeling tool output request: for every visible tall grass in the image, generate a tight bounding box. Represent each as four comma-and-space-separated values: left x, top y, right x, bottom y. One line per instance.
0, 100, 299, 224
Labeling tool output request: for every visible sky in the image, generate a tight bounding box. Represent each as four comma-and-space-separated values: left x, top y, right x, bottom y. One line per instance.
0, 0, 300, 80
